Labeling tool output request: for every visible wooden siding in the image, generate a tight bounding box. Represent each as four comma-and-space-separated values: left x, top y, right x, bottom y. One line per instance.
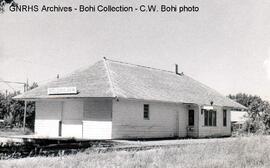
198, 106, 231, 137
177, 104, 188, 137
62, 100, 84, 138
83, 99, 112, 121
62, 123, 83, 138
112, 99, 188, 139
35, 101, 62, 120
35, 101, 62, 136
82, 121, 112, 139
35, 99, 112, 139
34, 98, 231, 139
35, 119, 60, 137
82, 98, 112, 139
63, 100, 83, 120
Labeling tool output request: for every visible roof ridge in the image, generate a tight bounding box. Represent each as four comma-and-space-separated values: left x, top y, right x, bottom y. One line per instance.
105, 58, 176, 74
103, 57, 116, 97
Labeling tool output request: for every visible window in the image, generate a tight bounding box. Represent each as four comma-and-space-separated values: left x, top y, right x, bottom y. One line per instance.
213, 111, 217, 126
203, 109, 217, 126
223, 109, 227, 126
204, 110, 208, 126
209, 111, 212, 126
188, 110, 194, 126
144, 104, 149, 120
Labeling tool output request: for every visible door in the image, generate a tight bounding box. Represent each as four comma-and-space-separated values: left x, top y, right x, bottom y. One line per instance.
61, 100, 83, 138
187, 109, 195, 137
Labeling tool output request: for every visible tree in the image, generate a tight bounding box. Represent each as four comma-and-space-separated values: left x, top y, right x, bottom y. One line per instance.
0, 0, 16, 12
228, 93, 270, 133
0, 82, 38, 130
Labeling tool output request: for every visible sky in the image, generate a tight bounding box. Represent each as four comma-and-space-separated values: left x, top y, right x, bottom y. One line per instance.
0, 0, 270, 100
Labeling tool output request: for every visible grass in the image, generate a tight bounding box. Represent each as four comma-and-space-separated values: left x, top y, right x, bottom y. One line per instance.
0, 135, 270, 168
0, 128, 33, 137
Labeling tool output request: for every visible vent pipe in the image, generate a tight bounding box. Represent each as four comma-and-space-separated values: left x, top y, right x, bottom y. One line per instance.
175, 64, 184, 75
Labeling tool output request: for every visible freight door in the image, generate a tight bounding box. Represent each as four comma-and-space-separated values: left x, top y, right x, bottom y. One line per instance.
61, 100, 83, 138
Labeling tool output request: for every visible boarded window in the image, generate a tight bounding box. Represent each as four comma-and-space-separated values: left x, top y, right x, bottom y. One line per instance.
188, 110, 194, 126
144, 104, 149, 120
204, 110, 217, 127
223, 109, 227, 126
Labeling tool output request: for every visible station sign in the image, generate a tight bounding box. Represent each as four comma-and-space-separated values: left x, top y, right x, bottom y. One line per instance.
202, 105, 214, 110
47, 87, 77, 95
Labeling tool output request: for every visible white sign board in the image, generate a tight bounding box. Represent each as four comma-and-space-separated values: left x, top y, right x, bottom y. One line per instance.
47, 87, 77, 95
202, 105, 214, 110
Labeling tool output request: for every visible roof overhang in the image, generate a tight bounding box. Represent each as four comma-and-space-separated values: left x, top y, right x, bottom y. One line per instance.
12, 96, 116, 101
224, 106, 248, 111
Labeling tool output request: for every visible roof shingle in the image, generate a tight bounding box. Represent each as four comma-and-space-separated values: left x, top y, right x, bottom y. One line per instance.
14, 58, 245, 109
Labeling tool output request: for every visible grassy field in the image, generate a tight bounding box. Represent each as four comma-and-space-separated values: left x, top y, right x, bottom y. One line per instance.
0, 136, 270, 168
0, 128, 32, 137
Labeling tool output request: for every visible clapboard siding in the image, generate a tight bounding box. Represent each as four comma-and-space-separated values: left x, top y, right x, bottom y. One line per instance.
198, 106, 231, 137
62, 122, 83, 138
63, 100, 83, 120
35, 101, 62, 120
177, 104, 189, 137
35, 101, 62, 136
82, 98, 112, 139
35, 119, 60, 137
61, 100, 84, 138
112, 99, 188, 139
82, 121, 112, 139
83, 99, 112, 121
34, 98, 231, 139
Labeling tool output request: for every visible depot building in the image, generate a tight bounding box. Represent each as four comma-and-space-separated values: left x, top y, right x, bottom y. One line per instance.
14, 58, 246, 139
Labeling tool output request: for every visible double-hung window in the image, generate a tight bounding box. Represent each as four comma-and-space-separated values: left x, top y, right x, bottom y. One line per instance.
223, 109, 227, 126
144, 104, 149, 120
203, 109, 217, 126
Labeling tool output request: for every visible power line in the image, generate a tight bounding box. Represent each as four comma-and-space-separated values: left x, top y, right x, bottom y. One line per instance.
3, 82, 16, 92
0, 80, 25, 85
0, 78, 26, 92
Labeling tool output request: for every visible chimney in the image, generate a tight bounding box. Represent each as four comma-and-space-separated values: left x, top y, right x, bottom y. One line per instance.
175, 64, 184, 75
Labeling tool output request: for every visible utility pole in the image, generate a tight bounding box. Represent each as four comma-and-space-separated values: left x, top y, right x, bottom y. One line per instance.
5, 90, 8, 123
23, 79, 28, 132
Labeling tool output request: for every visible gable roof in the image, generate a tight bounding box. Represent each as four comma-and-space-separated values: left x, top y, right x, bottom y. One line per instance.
14, 58, 246, 109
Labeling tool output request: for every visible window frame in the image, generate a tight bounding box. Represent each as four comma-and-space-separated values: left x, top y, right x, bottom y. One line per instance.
188, 109, 195, 126
143, 104, 150, 120
203, 109, 217, 127
213, 111, 217, 126
204, 110, 208, 126
223, 109, 227, 127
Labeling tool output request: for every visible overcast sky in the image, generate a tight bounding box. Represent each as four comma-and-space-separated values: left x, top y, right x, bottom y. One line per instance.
0, 0, 270, 100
